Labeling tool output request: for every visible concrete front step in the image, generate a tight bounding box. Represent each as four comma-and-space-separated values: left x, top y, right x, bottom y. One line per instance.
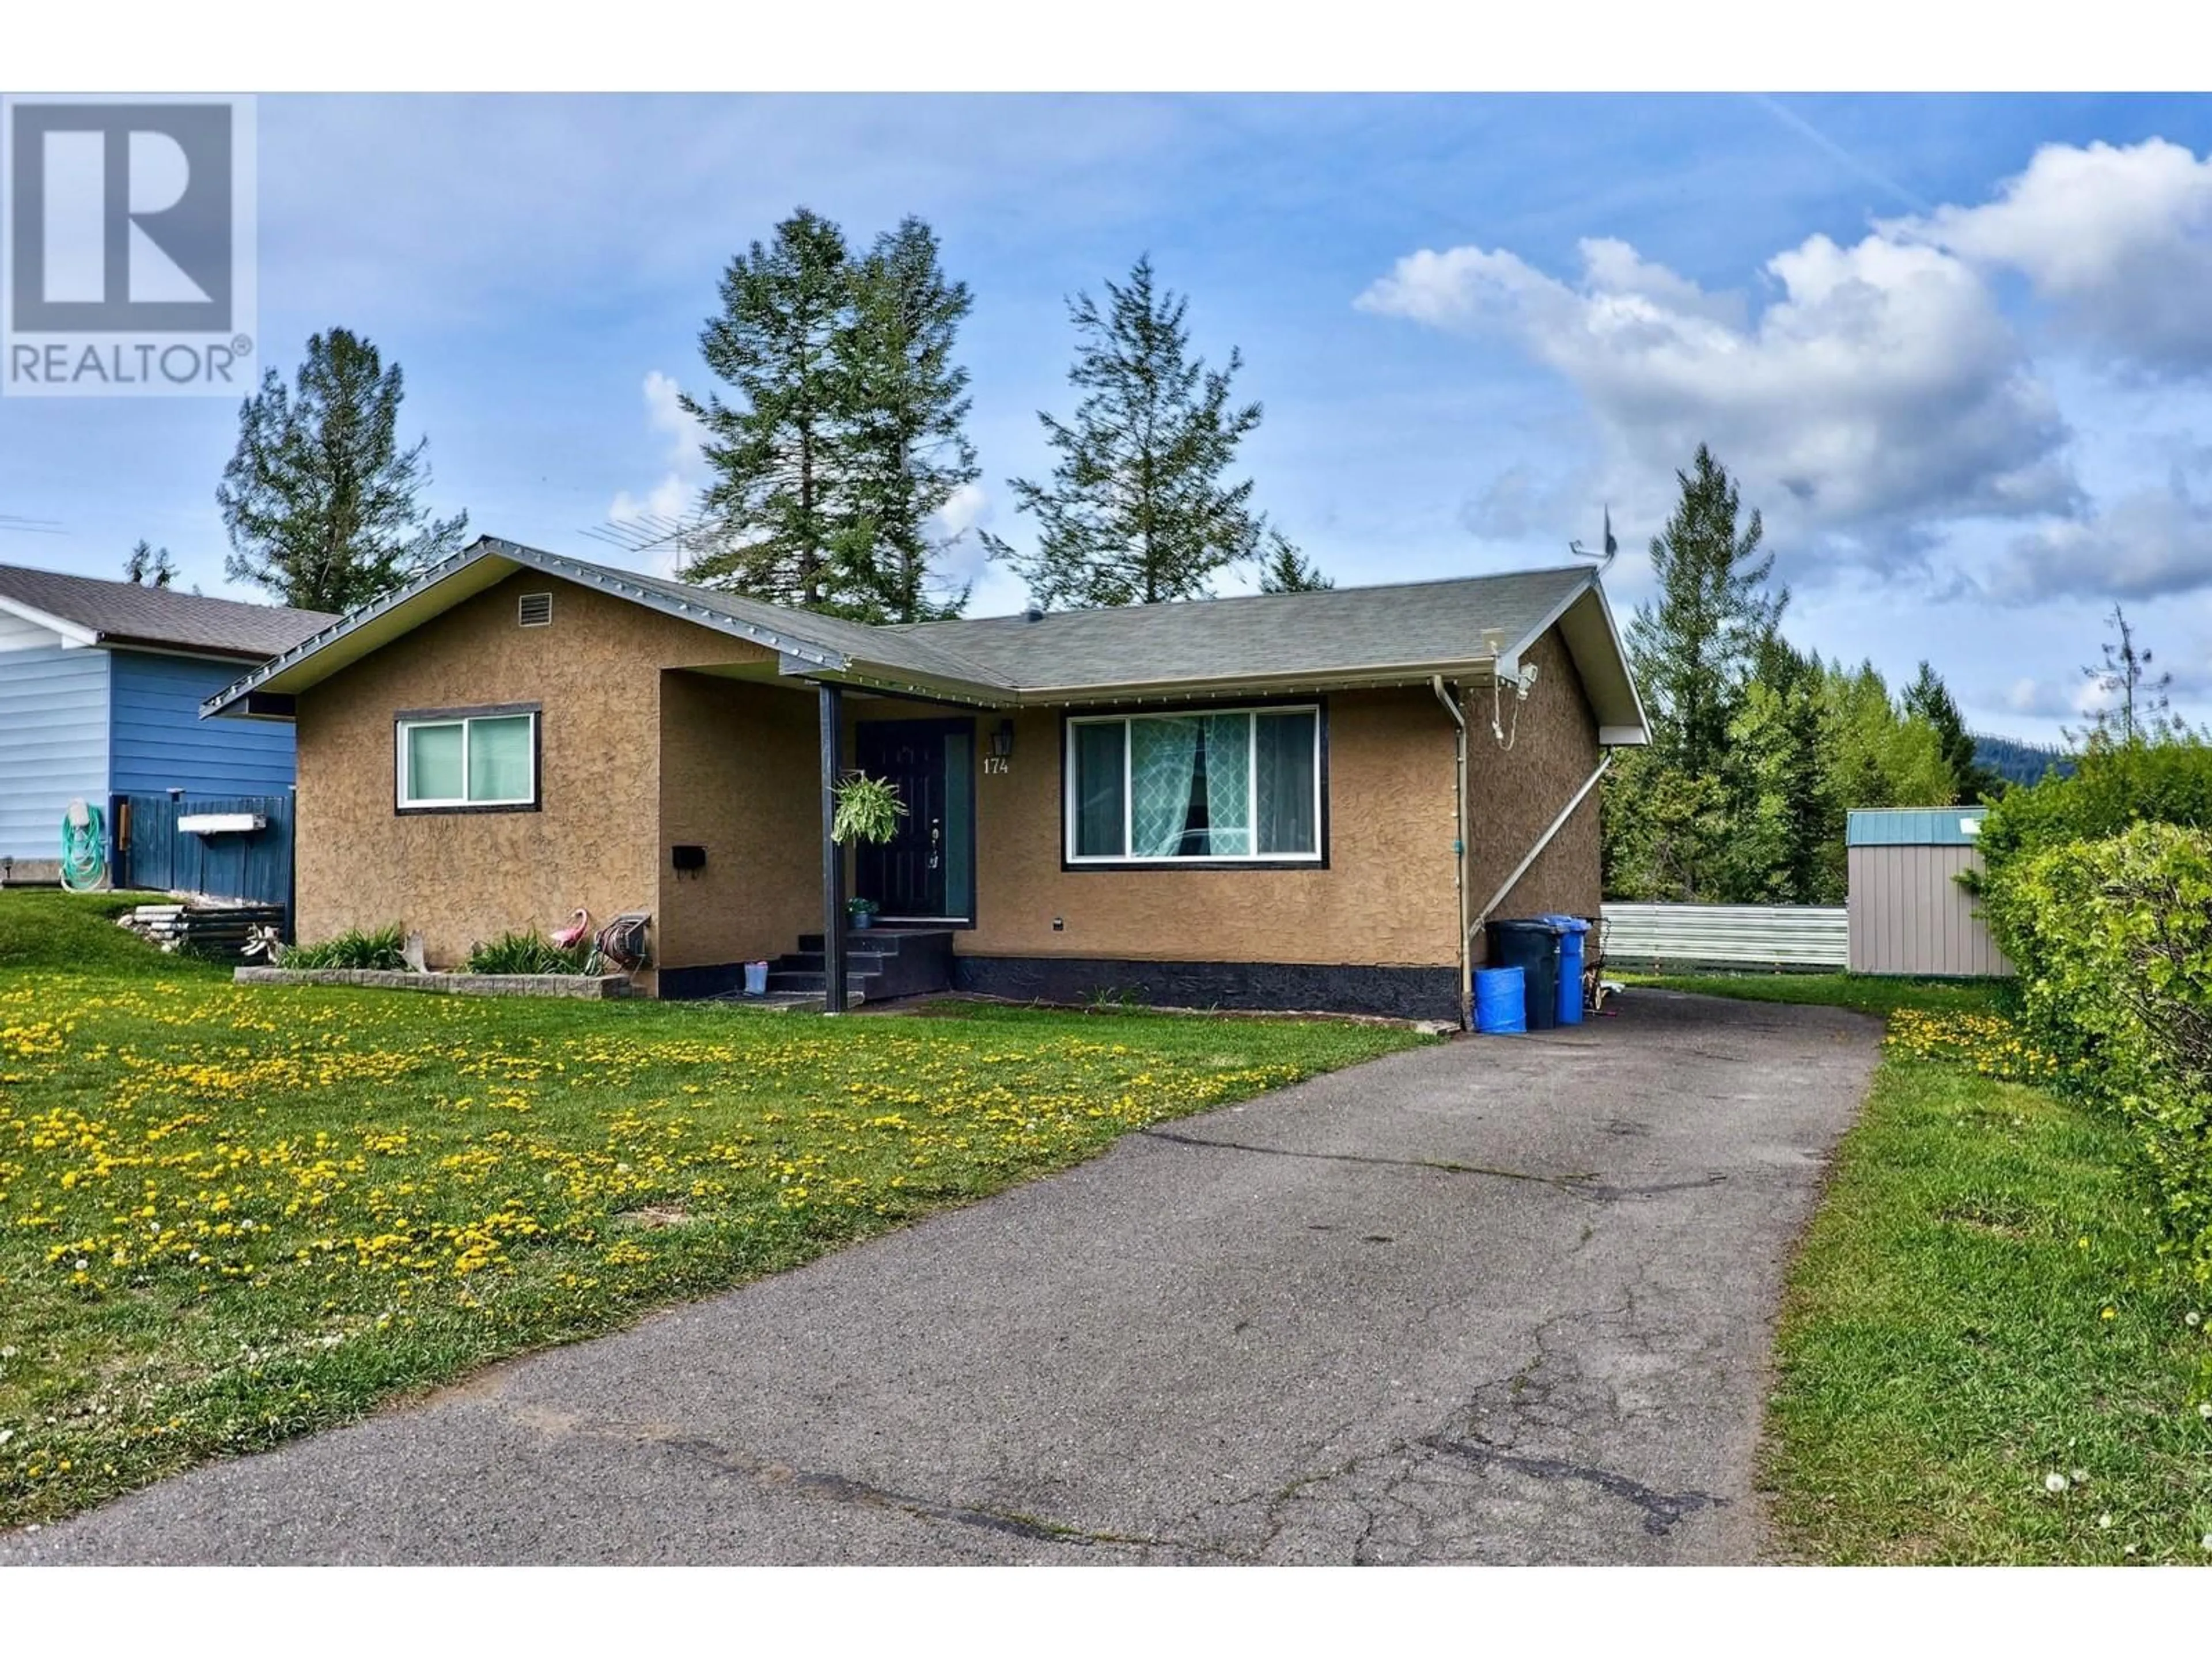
719, 988, 861, 1013
776, 927, 953, 1002
763, 970, 878, 999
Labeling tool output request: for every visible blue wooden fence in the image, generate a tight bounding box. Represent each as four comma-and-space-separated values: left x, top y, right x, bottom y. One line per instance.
113, 792, 294, 928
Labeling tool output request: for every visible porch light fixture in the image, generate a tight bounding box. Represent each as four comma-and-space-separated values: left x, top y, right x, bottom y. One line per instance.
991, 718, 1016, 760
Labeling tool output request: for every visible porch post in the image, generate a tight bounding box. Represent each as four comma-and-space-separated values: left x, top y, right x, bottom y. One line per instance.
819, 682, 847, 1014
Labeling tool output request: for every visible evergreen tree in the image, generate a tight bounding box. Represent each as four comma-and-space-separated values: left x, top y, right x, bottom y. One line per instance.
986, 255, 1286, 608
681, 209, 863, 612
1256, 532, 1331, 593
1608, 446, 1786, 899
1718, 637, 1830, 903
2075, 603, 2179, 748
123, 539, 176, 588
838, 217, 979, 622
218, 328, 467, 613
1626, 445, 1787, 781
1903, 660, 1999, 802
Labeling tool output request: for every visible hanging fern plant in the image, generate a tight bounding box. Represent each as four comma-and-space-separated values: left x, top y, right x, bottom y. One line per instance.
831, 771, 908, 845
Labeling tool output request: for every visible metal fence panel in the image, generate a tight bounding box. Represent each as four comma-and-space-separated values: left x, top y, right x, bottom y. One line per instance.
1599, 902, 1849, 971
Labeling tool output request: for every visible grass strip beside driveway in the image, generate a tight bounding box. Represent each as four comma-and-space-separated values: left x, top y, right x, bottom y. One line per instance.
1641, 972, 2212, 1564
1, 894, 1424, 1528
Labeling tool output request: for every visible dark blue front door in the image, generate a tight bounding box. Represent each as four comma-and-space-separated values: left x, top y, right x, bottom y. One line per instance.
854, 719, 974, 922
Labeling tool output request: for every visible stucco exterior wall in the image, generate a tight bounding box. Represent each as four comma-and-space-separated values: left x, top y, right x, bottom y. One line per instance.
854, 684, 1463, 969
1463, 628, 1603, 962
293, 571, 775, 972
657, 670, 823, 970
293, 576, 1615, 998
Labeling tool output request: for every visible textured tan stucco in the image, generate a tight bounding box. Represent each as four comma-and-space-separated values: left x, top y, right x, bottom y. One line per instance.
853, 686, 1463, 968
295, 575, 1609, 988
656, 670, 822, 969
1463, 627, 1603, 963
293, 570, 775, 973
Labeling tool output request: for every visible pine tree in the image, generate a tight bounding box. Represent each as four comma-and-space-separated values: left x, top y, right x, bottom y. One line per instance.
1903, 660, 1999, 803
838, 217, 979, 622
1718, 637, 1830, 903
1608, 446, 1786, 899
1626, 445, 1787, 782
218, 329, 467, 613
2075, 603, 2179, 748
986, 255, 1285, 608
1256, 532, 1332, 593
681, 209, 866, 612
123, 539, 176, 588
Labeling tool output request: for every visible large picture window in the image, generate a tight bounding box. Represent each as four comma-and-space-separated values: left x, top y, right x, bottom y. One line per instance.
396, 707, 539, 810
1066, 704, 1322, 864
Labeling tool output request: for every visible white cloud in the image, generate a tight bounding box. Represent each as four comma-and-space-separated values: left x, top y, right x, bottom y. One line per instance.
608, 369, 710, 529
1887, 139, 2212, 375
1356, 230, 2075, 572
931, 480, 990, 545
1993, 467, 2212, 603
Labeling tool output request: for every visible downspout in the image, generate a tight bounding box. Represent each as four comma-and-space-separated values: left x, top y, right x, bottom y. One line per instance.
1431, 676, 1471, 1028
1469, 752, 1612, 957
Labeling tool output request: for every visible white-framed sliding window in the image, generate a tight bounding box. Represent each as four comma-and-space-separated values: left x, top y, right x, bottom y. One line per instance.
1064, 703, 1324, 865
395, 704, 540, 812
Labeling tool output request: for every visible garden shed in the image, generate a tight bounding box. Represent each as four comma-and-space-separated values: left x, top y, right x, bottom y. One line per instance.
1846, 807, 2010, 978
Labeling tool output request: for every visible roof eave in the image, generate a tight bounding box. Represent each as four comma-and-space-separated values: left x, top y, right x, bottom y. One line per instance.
1006, 658, 1508, 707
0, 592, 101, 648
203, 537, 867, 720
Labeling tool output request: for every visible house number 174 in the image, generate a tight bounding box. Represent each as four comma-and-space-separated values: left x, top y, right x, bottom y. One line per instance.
983, 756, 1010, 775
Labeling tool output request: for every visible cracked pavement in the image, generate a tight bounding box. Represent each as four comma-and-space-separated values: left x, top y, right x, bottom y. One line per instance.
0, 990, 1879, 1566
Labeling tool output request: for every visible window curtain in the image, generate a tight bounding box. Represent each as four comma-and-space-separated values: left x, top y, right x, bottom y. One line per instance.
407, 724, 464, 801
467, 715, 534, 802
1074, 722, 1127, 857
1202, 714, 1252, 855
1130, 718, 1200, 857
1255, 710, 1317, 854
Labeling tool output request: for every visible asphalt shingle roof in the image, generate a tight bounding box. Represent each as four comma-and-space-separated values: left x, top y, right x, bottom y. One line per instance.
893, 566, 1596, 692
0, 563, 335, 659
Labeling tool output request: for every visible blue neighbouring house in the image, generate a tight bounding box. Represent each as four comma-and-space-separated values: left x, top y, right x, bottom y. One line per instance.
0, 563, 334, 867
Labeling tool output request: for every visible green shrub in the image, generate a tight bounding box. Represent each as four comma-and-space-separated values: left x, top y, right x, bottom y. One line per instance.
464, 929, 589, 975
1975, 736, 2212, 915
1993, 823, 2212, 1285
284, 925, 410, 971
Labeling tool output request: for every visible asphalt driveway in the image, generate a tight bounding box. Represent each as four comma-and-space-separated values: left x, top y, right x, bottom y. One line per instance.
2, 990, 1880, 1565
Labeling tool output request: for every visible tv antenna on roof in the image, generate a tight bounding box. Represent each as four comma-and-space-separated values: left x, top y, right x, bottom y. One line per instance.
1568, 506, 1618, 574
579, 510, 717, 569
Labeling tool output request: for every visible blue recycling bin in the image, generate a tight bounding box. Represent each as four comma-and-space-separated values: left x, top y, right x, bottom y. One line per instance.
1539, 914, 1593, 1025
1474, 965, 1526, 1033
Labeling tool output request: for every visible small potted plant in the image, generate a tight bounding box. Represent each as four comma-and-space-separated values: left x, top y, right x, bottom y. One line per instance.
846, 895, 880, 931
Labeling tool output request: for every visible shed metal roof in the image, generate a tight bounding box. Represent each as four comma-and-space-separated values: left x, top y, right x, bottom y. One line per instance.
1847, 807, 1988, 847
0, 563, 335, 660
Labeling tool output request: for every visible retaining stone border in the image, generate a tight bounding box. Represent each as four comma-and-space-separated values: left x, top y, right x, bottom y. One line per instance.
234, 967, 634, 999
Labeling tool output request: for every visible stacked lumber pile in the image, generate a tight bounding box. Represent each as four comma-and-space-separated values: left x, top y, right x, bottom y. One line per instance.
117, 902, 287, 963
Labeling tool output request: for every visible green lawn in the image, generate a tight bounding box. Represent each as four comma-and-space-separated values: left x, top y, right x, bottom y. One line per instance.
1624, 969, 2005, 1020
1646, 971, 2212, 1563
0, 892, 1426, 1528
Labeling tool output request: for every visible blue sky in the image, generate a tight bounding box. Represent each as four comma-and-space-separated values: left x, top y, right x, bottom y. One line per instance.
5, 92, 2211, 740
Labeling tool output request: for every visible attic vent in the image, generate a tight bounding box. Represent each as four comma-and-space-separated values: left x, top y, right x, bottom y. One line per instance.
518, 592, 554, 628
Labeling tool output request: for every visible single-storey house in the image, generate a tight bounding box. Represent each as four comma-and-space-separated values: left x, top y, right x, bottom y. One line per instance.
0, 563, 334, 866
203, 536, 1647, 1024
